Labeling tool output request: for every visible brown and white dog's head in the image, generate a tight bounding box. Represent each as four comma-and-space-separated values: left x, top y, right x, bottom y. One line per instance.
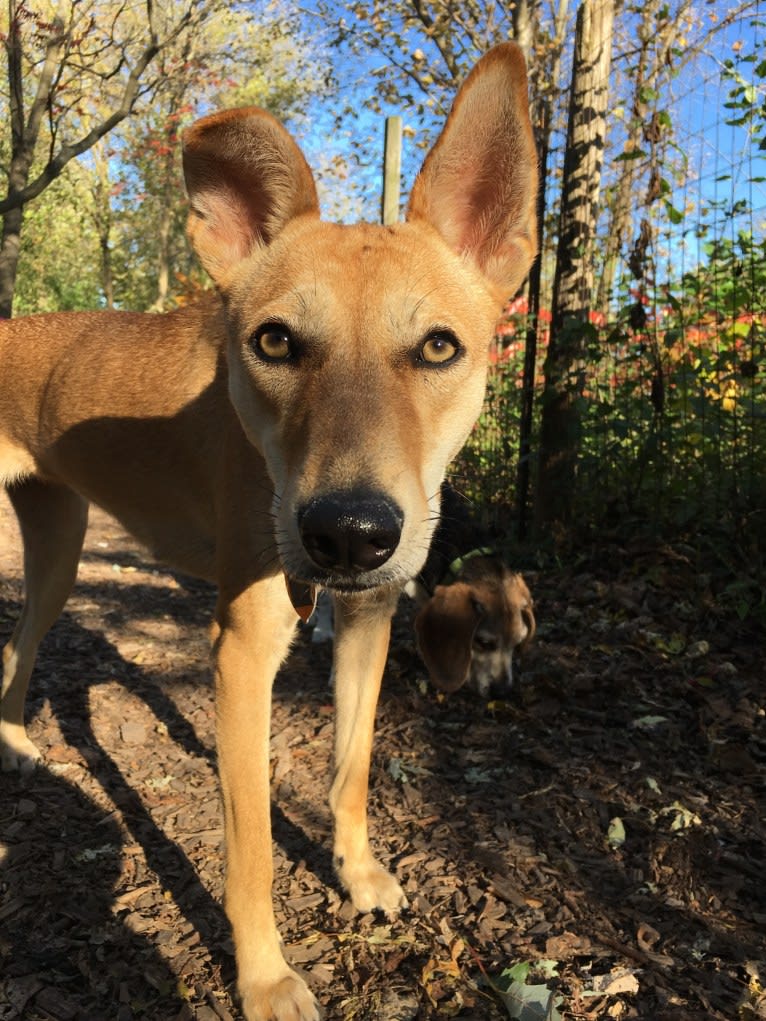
181, 46, 537, 597
414, 560, 535, 699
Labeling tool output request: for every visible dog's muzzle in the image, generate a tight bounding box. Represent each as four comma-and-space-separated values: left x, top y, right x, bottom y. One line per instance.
298, 490, 403, 575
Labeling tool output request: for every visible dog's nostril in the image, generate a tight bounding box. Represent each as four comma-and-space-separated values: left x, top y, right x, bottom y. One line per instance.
299, 491, 403, 573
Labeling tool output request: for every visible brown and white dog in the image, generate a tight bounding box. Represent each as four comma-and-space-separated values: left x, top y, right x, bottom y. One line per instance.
0, 45, 537, 1021
410, 483, 535, 698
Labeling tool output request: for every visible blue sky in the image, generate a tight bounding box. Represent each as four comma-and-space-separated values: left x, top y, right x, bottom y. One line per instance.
287, 0, 765, 285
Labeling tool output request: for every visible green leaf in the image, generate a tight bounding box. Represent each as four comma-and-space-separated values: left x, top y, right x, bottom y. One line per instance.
505, 962, 532, 984
633, 715, 671, 730
176, 979, 193, 1001
663, 200, 683, 224
638, 85, 659, 103
495, 965, 564, 1021
654, 633, 686, 655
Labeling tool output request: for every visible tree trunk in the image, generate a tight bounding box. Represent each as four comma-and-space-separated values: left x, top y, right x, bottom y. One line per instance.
153, 198, 172, 312
512, 0, 533, 57
0, 205, 23, 320
515, 0, 569, 538
595, 149, 637, 311
536, 0, 614, 532
0, 2, 65, 317
596, 0, 658, 310
0, 0, 204, 316
100, 238, 115, 310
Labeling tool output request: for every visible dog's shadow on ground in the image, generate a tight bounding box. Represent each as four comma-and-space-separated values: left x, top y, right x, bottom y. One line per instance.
0, 585, 229, 1013
1, 759, 197, 1017
0, 580, 337, 1016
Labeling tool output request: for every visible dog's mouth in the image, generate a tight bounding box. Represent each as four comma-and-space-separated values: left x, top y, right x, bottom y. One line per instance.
318, 575, 382, 593
287, 563, 406, 595
284, 565, 403, 620
469, 648, 516, 700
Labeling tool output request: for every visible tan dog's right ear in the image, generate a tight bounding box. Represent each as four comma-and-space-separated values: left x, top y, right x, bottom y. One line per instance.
182, 108, 320, 287
407, 42, 538, 300
414, 582, 480, 693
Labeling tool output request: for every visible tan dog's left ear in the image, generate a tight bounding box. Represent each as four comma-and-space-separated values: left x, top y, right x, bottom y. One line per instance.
182, 107, 320, 287
414, 582, 480, 693
407, 42, 538, 298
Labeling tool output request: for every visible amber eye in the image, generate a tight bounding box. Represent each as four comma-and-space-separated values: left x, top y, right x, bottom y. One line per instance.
418, 331, 461, 366
252, 324, 293, 362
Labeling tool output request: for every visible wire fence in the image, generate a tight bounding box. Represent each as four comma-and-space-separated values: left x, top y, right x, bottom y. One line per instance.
453, 18, 766, 565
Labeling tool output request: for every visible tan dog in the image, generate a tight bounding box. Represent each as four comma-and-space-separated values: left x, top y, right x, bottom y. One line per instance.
0, 44, 537, 1021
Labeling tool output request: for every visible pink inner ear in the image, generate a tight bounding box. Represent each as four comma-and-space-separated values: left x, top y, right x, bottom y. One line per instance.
406, 43, 537, 296
192, 185, 262, 267
182, 106, 319, 287
423, 133, 535, 279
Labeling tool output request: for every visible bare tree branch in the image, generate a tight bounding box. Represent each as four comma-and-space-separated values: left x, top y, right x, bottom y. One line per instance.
0, 1, 209, 214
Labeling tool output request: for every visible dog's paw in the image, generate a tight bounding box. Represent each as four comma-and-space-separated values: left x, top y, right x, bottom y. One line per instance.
337, 855, 408, 916
0, 725, 42, 774
239, 969, 320, 1021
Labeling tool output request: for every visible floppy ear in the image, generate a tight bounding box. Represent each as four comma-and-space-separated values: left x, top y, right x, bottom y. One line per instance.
506, 573, 536, 652
520, 601, 536, 654
182, 108, 320, 288
407, 43, 538, 298
414, 583, 481, 693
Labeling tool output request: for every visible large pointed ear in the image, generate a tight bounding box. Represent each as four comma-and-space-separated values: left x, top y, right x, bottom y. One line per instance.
407, 43, 538, 297
182, 108, 320, 288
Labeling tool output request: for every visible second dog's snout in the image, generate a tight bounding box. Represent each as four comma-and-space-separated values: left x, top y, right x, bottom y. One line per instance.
299, 491, 403, 573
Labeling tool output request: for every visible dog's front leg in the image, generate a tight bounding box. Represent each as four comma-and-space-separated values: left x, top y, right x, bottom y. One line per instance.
330, 589, 407, 915
214, 574, 318, 1021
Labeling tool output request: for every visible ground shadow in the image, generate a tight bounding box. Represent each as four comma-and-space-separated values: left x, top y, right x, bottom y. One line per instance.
0, 576, 341, 1018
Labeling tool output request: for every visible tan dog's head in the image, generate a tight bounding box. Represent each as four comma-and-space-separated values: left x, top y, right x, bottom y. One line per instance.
415, 566, 535, 699
182, 45, 537, 595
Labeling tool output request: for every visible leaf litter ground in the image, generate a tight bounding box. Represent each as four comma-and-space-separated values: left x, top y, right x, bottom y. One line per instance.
1, 494, 764, 1021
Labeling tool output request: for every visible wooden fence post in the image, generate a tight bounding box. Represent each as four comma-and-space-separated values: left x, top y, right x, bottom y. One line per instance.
381, 115, 402, 225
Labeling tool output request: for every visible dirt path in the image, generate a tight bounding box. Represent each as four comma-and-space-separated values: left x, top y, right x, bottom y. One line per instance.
1, 492, 764, 1020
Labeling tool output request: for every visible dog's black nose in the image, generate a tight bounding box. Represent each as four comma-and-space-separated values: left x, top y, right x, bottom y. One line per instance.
299, 490, 403, 574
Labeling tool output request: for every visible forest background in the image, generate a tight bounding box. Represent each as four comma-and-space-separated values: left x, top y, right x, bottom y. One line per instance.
1, 0, 764, 623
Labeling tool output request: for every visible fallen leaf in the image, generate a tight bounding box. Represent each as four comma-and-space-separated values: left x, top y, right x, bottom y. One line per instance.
607, 817, 626, 848
587, 967, 640, 996
660, 801, 701, 830
493, 961, 564, 1021
632, 715, 670, 730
